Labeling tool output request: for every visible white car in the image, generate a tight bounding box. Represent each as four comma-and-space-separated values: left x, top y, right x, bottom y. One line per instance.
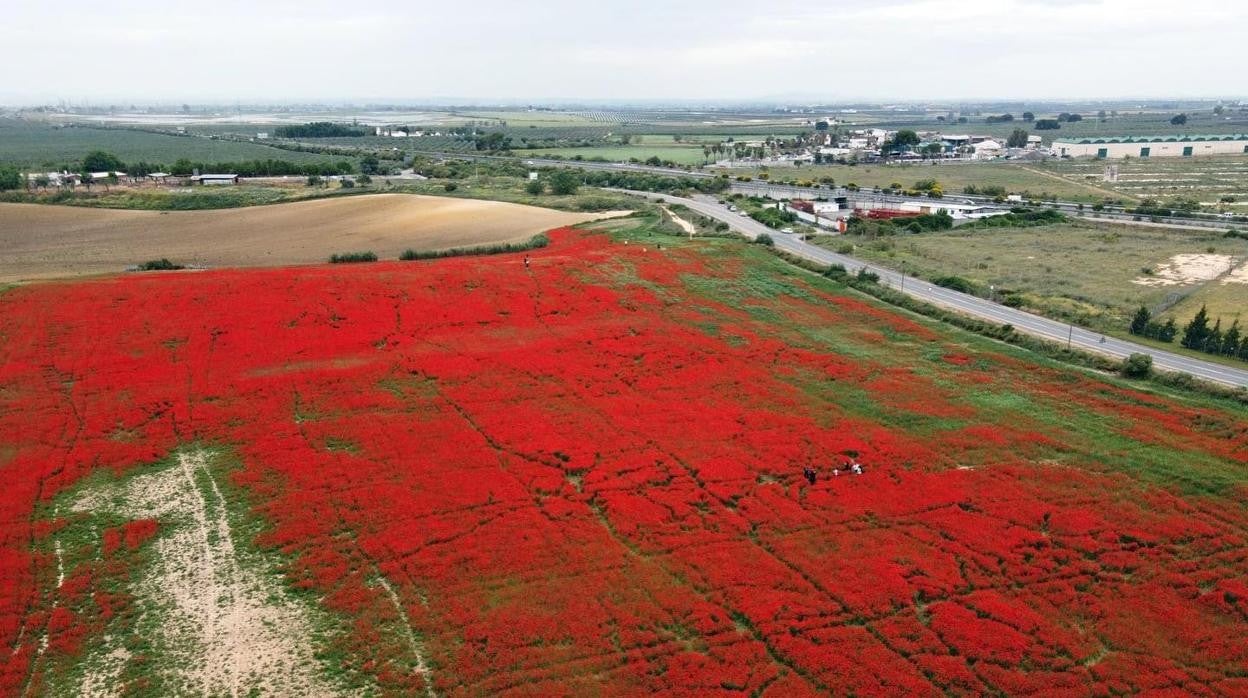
780, 227, 795, 234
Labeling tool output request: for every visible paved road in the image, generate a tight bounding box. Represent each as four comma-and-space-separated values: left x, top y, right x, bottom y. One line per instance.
620, 190, 1248, 389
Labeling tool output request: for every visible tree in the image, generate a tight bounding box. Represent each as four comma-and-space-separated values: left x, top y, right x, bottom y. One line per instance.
1006, 129, 1030, 148
82, 150, 124, 173
79, 171, 93, 191
0, 166, 22, 191
892, 130, 920, 147
1221, 321, 1241, 357
34, 173, 51, 190
1214, 105, 1225, 116
1022, 112, 1035, 122
548, 169, 580, 196
921, 142, 944, 158
1181, 305, 1211, 350
306, 175, 322, 187
1034, 119, 1061, 131
1097, 110, 1107, 120
1121, 353, 1153, 378
360, 155, 381, 175
1170, 113, 1188, 126
1129, 306, 1151, 336
524, 179, 544, 195
1206, 318, 1223, 354
1157, 318, 1178, 343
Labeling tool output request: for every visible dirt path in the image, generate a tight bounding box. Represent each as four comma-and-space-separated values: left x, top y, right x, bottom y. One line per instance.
70, 450, 336, 697
376, 576, 437, 698
0, 194, 630, 283
661, 206, 697, 236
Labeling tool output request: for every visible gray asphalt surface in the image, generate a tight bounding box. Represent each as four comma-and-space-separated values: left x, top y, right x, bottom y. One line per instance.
620, 190, 1248, 389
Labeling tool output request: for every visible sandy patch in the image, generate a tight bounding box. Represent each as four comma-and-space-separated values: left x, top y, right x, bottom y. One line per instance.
0, 194, 630, 283
1132, 253, 1238, 287
70, 450, 337, 696
1222, 263, 1248, 285
662, 206, 697, 236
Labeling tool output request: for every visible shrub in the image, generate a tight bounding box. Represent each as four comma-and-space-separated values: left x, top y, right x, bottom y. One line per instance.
932, 275, 977, 294
137, 258, 185, 271
754, 234, 775, 247
1122, 353, 1154, 378
525, 179, 544, 195
329, 251, 378, 264
443, 182, 458, 192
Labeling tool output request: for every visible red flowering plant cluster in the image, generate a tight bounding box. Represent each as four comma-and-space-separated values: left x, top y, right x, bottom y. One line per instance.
0, 225, 1246, 695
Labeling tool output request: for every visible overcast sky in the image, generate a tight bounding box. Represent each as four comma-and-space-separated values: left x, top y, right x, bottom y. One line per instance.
4, 0, 1244, 104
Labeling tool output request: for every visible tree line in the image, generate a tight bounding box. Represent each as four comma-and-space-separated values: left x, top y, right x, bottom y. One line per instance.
1131, 305, 1248, 362
273, 122, 367, 138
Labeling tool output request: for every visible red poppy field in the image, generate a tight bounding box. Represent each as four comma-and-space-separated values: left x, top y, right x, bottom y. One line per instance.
1, 222, 1247, 696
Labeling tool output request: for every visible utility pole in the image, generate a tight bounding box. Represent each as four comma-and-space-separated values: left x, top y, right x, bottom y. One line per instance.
1067, 324, 1073, 350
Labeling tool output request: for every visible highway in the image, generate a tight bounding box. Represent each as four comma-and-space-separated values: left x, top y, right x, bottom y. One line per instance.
621, 190, 1248, 389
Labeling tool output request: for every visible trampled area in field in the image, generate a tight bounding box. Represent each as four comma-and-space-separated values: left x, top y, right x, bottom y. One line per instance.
1, 224, 1247, 695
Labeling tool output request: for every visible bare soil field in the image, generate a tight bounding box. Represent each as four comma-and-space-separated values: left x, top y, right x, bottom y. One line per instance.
0, 193, 628, 282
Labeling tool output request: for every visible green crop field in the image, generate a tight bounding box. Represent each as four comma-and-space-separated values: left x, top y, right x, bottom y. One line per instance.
822, 220, 1248, 332
1038, 157, 1248, 209
850, 109, 1248, 145
0, 120, 335, 169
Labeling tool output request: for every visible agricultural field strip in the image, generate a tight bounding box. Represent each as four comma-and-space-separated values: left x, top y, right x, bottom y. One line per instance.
622, 190, 1248, 387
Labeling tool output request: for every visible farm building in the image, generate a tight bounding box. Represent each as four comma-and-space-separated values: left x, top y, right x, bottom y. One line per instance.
190, 174, 240, 185
1052, 134, 1248, 159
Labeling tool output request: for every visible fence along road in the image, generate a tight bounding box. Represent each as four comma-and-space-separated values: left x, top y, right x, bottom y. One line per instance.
616, 190, 1248, 389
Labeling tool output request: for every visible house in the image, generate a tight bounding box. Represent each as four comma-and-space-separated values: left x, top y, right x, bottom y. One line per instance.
190, 174, 240, 185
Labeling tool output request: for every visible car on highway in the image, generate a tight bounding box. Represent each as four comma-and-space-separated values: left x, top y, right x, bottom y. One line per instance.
780, 227, 795, 234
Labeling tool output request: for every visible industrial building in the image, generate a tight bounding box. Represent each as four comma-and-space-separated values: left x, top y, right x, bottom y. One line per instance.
1052, 134, 1248, 159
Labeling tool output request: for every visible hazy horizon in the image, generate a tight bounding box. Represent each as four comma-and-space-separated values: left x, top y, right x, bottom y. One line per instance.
3, 0, 1245, 105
